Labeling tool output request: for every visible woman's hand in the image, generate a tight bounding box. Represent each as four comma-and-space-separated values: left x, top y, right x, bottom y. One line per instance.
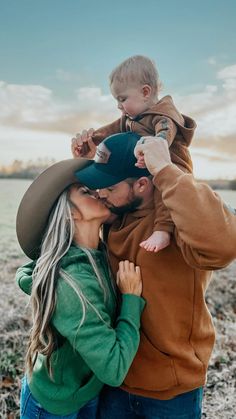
116, 261, 142, 296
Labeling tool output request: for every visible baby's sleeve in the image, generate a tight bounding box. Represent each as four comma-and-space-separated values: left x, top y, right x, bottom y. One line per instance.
153, 116, 177, 146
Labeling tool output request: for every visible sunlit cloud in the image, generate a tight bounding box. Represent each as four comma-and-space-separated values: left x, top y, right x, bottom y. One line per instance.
0, 126, 72, 164
217, 64, 236, 79
191, 148, 236, 179
0, 81, 70, 127
191, 152, 236, 179
0, 82, 118, 133
0, 63, 236, 179
172, 62, 236, 178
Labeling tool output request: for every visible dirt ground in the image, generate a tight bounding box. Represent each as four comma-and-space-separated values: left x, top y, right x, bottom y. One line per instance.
0, 254, 235, 419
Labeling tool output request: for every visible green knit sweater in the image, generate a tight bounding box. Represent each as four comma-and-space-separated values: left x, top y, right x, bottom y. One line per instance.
16, 245, 145, 415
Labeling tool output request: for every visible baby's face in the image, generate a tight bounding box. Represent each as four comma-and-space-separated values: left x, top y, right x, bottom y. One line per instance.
111, 83, 149, 119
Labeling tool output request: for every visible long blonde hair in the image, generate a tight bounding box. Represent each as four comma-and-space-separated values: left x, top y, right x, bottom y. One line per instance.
26, 186, 116, 377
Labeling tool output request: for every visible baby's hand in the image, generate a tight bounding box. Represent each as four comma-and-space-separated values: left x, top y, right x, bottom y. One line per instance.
135, 153, 146, 169
134, 136, 171, 176
71, 128, 96, 159
134, 136, 147, 168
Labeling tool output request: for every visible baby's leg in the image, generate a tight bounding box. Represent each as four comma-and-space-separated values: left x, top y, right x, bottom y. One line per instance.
138, 141, 192, 252
140, 187, 173, 253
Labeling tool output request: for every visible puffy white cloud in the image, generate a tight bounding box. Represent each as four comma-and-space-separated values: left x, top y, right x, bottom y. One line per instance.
217, 64, 236, 80
0, 81, 118, 133
217, 64, 236, 96
173, 63, 236, 149
1, 63, 236, 179
0, 81, 70, 126
174, 84, 219, 116
165, 63, 236, 178
0, 82, 119, 165
75, 87, 118, 124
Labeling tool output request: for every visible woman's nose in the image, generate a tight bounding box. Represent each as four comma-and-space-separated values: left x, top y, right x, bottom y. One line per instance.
98, 189, 108, 198
118, 102, 123, 110
91, 190, 99, 198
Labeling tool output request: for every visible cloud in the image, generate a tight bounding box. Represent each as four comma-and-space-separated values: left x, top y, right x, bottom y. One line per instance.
191, 144, 236, 162
55, 69, 82, 83
216, 64, 236, 95
168, 64, 236, 178
0, 125, 72, 165
191, 152, 236, 179
173, 63, 236, 160
207, 56, 217, 65
217, 64, 236, 79
192, 135, 236, 156
0, 82, 119, 165
1, 63, 236, 179
0, 81, 69, 127
174, 84, 220, 117
0, 81, 118, 134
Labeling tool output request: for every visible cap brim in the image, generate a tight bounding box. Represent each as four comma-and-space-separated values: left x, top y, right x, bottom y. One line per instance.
75, 164, 127, 189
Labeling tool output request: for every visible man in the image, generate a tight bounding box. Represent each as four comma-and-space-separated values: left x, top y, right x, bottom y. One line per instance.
73, 132, 236, 418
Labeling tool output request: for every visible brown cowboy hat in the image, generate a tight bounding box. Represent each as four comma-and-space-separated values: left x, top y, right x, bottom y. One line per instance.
16, 158, 92, 260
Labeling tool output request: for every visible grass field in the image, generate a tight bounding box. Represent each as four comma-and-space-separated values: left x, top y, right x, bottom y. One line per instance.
0, 255, 235, 419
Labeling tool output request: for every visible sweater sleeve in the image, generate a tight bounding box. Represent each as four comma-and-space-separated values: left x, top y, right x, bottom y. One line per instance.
16, 260, 35, 295
153, 115, 177, 146
52, 266, 145, 387
91, 118, 122, 145
153, 165, 236, 269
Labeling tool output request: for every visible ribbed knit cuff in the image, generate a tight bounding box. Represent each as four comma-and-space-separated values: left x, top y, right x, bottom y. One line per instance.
120, 294, 146, 325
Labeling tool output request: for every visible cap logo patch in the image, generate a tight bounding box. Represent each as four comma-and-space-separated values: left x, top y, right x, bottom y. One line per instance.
94, 143, 111, 164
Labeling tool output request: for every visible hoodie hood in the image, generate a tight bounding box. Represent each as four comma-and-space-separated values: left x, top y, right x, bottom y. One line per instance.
141, 95, 197, 146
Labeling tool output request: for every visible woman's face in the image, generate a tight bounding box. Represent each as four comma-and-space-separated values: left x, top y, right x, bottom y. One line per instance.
69, 184, 111, 223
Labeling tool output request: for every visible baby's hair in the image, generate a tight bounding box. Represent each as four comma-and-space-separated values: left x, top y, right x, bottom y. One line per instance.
109, 55, 161, 97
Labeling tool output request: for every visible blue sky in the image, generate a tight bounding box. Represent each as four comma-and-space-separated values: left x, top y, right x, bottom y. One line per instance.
0, 0, 236, 178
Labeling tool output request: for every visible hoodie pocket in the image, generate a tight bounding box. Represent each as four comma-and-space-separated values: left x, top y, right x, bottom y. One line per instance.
124, 332, 178, 391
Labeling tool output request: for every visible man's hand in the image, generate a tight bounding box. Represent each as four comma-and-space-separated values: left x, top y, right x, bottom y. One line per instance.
134, 136, 172, 176
71, 128, 96, 159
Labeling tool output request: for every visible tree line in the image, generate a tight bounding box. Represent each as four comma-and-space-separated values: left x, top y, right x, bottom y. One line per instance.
0, 158, 56, 179
0, 159, 236, 189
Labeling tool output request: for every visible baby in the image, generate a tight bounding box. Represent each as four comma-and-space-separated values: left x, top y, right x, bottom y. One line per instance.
71, 55, 196, 252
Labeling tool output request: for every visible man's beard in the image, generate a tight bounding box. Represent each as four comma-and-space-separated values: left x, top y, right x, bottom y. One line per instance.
109, 197, 143, 215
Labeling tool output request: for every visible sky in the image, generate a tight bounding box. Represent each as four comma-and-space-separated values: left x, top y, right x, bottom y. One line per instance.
0, 0, 236, 179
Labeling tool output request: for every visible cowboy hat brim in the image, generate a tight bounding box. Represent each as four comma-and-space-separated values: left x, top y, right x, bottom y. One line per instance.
16, 158, 92, 260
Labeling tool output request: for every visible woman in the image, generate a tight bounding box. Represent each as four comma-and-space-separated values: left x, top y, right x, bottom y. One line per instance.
16, 158, 145, 419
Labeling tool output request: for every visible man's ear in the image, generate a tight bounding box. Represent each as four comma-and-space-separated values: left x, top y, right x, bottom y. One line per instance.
133, 177, 150, 193
142, 84, 152, 100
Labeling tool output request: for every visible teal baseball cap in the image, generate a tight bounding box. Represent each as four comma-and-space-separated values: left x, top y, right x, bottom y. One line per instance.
75, 132, 150, 189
